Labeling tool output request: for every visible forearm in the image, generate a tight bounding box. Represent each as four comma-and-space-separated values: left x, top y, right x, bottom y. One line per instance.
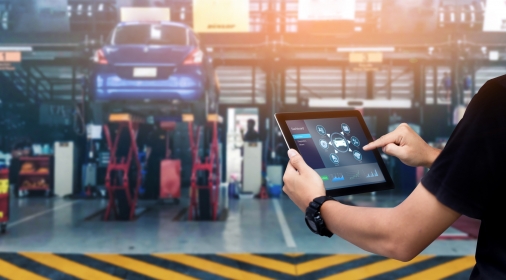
319, 184, 458, 261
321, 201, 401, 259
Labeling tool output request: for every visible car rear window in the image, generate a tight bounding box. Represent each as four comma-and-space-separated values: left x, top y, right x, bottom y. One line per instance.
112, 24, 188, 45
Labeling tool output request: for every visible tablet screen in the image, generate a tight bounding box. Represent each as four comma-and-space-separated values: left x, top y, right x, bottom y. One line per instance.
285, 117, 386, 191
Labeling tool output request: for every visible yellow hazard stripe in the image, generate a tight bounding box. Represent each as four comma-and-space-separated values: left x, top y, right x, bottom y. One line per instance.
154, 253, 273, 280
297, 254, 366, 275
284, 252, 305, 258
399, 256, 475, 280
87, 254, 197, 280
322, 255, 434, 280
219, 253, 296, 275
19, 252, 120, 280
0, 258, 48, 280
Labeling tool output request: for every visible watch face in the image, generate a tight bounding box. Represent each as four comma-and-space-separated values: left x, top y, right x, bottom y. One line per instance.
305, 217, 318, 232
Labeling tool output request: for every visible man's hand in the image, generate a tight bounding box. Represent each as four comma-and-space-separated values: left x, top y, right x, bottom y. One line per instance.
363, 123, 441, 168
283, 149, 326, 212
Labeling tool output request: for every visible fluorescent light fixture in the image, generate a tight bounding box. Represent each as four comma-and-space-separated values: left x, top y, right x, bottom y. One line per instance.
0, 46, 32, 52
309, 98, 412, 109
120, 7, 170, 22
337, 47, 395, 52
489, 50, 500, 61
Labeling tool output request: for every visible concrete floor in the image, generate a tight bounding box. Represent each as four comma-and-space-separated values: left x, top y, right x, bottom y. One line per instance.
0, 192, 477, 256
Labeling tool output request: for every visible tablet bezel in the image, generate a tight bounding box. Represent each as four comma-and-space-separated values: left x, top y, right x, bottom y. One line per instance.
275, 110, 395, 197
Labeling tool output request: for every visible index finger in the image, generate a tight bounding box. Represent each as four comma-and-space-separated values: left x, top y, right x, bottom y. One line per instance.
363, 131, 401, 151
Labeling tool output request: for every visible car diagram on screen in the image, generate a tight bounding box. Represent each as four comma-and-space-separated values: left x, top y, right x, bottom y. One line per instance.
316, 123, 366, 165
333, 138, 347, 148
330, 133, 350, 153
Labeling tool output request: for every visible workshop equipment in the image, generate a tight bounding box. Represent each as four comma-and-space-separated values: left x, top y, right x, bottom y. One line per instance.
242, 142, 262, 194
17, 156, 53, 197
159, 121, 181, 203
103, 113, 143, 221
160, 160, 181, 203
0, 169, 9, 234
54, 141, 76, 197
187, 114, 221, 221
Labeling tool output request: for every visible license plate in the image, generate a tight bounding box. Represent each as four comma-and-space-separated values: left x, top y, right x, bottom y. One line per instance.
133, 67, 157, 78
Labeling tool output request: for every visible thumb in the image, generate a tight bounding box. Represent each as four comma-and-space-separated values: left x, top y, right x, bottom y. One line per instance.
287, 149, 309, 173
382, 143, 402, 157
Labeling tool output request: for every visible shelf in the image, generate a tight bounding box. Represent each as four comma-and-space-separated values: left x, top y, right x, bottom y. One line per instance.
19, 172, 50, 176
19, 186, 50, 191
19, 157, 52, 162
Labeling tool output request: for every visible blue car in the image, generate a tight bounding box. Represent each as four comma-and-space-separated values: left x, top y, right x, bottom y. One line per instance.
90, 21, 217, 112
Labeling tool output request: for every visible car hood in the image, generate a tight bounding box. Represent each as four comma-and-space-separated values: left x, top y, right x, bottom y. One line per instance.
102, 45, 194, 65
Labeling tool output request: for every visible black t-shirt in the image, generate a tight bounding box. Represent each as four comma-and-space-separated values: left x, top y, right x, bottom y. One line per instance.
422, 75, 506, 279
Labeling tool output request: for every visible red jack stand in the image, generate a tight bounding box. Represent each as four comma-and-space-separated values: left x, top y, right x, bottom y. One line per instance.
102, 114, 142, 221
259, 185, 269, 199
187, 114, 221, 221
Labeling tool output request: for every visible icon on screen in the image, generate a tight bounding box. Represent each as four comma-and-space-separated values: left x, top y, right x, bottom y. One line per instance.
329, 153, 340, 165
341, 123, 350, 134
351, 136, 360, 147
319, 139, 328, 149
316, 125, 326, 135
353, 150, 362, 161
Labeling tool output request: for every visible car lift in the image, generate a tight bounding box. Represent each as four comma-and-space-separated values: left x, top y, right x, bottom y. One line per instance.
102, 113, 143, 221
186, 114, 221, 221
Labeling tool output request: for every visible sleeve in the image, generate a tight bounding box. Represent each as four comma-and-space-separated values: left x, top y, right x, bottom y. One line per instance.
421, 80, 506, 219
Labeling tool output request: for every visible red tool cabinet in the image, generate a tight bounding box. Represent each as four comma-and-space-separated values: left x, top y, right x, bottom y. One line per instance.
160, 159, 181, 202
0, 169, 9, 234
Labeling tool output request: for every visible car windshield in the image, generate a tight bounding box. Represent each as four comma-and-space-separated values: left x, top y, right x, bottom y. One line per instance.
112, 24, 188, 45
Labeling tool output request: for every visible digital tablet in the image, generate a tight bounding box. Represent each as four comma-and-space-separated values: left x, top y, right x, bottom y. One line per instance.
275, 110, 394, 197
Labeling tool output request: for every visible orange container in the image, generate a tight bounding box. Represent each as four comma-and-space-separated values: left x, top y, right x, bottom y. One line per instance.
160, 160, 181, 199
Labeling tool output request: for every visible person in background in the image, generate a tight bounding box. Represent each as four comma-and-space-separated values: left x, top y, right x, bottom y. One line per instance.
144, 125, 170, 199
463, 73, 473, 98
441, 72, 452, 102
241, 119, 260, 142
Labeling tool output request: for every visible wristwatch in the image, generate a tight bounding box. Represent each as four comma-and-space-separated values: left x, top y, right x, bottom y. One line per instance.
305, 196, 335, 238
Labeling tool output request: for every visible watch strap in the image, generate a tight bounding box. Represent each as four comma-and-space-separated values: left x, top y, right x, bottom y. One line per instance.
306, 196, 335, 237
